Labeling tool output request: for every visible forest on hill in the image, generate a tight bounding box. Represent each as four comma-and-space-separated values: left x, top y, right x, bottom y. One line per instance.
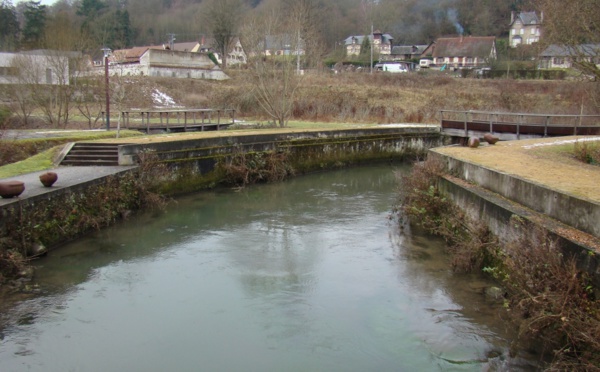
2, 0, 527, 53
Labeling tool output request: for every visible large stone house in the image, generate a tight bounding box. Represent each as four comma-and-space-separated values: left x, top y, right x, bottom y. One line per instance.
108, 46, 228, 80
421, 36, 496, 69
509, 11, 542, 47
344, 30, 393, 56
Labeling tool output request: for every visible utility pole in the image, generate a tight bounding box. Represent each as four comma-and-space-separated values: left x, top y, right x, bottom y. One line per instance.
167, 33, 176, 50
296, 30, 300, 75
101, 47, 111, 131
370, 24, 373, 74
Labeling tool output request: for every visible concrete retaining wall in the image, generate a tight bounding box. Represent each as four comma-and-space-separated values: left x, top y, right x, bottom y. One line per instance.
439, 174, 600, 286
119, 127, 443, 174
430, 149, 600, 239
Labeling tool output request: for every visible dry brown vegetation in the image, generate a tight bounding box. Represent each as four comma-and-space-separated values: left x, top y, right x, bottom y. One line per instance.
2, 73, 598, 131
161, 72, 600, 125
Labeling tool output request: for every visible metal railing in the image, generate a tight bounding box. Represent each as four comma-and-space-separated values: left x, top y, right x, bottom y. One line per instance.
440, 110, 600, 138
114, 108, 236, 133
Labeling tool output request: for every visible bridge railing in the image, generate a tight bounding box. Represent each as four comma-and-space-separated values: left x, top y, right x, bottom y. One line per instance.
440, 110, 600, 138
118, 108, 236, 133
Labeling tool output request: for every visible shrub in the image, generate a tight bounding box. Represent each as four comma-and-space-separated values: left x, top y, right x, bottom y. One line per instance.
492, 219, 600, 370
218, 149, 295, 188
396, 156, 496, 272
0, 106, 11, 127
574, 140, 600, 165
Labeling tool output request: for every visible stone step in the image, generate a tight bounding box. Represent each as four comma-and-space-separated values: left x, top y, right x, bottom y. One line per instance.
60, 143, 121, 166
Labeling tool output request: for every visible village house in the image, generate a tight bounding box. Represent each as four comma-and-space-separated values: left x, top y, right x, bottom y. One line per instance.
259, 35, 306, 57
197, 37, 247, 66
539, 44, 600, 69
344, 30, 393, 56
378, 44, 429, 63
421, 36, 496, 69
509, 11, 542, 47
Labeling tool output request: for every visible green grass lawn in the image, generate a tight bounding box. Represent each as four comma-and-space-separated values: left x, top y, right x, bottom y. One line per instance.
0, 130, 145, 178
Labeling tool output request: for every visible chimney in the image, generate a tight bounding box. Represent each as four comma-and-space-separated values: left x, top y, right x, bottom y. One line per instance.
511, 11, 515, 24
540, 11, 544, 24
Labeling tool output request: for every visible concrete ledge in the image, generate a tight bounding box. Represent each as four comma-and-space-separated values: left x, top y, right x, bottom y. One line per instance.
430, 149, 600, 238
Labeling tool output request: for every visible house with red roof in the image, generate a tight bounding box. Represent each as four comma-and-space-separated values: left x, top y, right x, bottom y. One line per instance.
421, 36, 497, 69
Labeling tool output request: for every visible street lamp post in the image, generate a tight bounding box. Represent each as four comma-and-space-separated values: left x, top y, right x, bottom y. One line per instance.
101, 47, 111, 131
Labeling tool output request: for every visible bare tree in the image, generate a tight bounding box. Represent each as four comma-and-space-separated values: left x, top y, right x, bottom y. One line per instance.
242, 1, 318, 127
76, 75, 104, 129
203, 0, 247, 69
283, 0, 327, 70
8, 13, 91, 128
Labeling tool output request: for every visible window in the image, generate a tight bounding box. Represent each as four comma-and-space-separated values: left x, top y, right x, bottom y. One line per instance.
466, 57, 474, 64
520, 29, 524, 35
45, 68, 52, 84
531, 28, 536, 35
553, 57, 564, 65
437, 57, 444, 64
511, 29, 516, 35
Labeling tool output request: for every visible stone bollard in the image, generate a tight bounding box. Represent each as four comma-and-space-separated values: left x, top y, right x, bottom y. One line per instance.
39, 172, 58, 187
0, 180, 25, 198
468, 137, 480, 148
483, 133, 499, 145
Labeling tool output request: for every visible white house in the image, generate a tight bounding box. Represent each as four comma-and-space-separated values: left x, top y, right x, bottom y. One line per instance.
0, 50, 71, 85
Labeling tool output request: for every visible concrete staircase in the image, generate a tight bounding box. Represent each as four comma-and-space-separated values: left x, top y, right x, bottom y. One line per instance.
60, 143, 120, 166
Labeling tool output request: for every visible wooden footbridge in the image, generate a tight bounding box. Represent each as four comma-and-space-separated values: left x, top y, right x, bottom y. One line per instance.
112, 108, 235, 133
441, 110, 600, 140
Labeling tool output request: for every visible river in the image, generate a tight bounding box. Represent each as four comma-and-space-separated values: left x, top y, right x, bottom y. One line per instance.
0, 164, 540, 371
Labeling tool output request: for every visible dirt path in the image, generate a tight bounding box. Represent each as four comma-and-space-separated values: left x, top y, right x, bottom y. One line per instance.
435, 136, 600, 203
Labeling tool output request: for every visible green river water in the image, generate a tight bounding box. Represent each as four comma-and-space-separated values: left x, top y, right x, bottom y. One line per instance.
0, 164, 540, 371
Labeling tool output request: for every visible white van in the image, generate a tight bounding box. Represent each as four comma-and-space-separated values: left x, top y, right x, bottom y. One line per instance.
376, 62, 408, 73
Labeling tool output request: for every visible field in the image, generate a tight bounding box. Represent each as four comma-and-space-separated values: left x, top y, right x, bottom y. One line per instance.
3, 71, 597, 131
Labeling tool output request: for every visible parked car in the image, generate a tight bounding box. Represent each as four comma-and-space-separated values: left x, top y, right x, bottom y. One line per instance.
475, 67, 491, 78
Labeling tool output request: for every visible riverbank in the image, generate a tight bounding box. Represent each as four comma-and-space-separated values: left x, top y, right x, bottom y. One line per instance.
397, 135, 600, 370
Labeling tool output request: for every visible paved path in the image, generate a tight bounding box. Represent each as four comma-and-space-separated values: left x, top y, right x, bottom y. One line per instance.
0, 166, 136, 206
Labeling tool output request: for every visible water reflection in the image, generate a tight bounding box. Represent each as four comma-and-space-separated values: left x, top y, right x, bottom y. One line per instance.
0, 165, 540, 371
